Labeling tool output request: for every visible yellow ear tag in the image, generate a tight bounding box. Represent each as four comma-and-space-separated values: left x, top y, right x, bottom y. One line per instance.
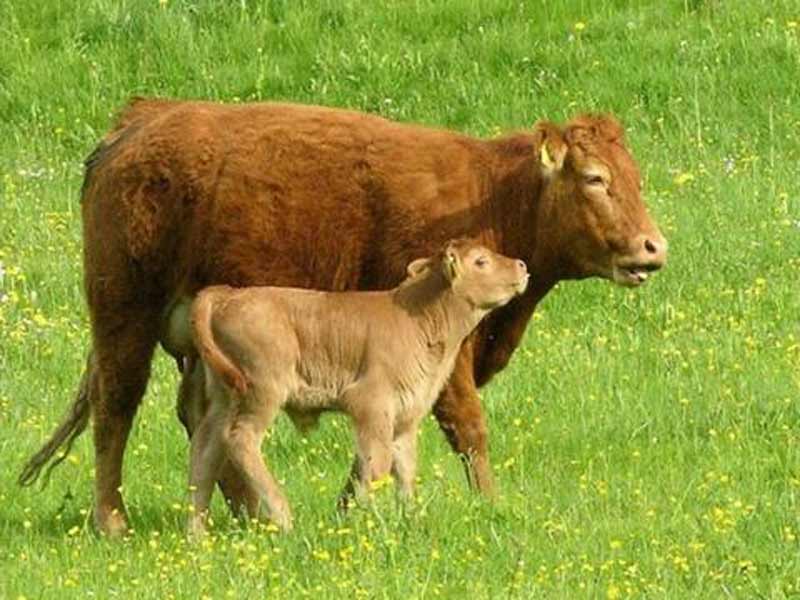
445, 253, 458, 280
540, 143, 555, 170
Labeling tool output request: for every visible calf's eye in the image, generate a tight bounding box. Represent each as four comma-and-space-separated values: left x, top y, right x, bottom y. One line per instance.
475, 256, 488, 268
585, 175, 605, 187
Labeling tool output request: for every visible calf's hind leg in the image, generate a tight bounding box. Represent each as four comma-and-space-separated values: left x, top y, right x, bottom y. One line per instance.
221, 386, 292, 531
175, 358, 263, 520
187, 398, 229, 539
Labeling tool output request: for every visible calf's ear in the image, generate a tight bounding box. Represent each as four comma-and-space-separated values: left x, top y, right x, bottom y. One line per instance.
442, 244, 461, 282
534, 121, 567, 178
406, 257, 432, 278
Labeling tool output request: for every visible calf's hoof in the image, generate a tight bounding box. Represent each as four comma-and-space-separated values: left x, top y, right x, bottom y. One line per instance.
271, 510, 293, 533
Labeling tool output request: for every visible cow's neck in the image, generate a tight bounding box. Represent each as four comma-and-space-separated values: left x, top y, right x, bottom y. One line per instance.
484, 134, 560, 298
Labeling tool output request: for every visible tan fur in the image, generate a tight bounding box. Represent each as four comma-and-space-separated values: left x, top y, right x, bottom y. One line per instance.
191, 292, 249, 396
19, 99, 667, 536
183, 240, 528, 536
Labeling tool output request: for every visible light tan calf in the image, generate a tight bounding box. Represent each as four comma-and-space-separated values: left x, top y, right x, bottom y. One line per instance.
181, 239, 528, 536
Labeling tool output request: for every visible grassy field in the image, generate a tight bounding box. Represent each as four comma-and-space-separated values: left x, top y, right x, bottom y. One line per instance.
1, 0, 799, 597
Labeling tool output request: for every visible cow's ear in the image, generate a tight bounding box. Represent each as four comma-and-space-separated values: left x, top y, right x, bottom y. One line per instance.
406, 257, 432, 278
535, 122, 567, 178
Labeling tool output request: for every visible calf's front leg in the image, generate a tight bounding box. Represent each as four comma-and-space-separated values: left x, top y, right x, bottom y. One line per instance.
391, 422, 420, 501
339, 396, 394, 507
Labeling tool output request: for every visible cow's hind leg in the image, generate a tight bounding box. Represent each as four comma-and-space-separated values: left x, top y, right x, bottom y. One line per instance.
432, 342, 495, 496
91, 311, 159, 537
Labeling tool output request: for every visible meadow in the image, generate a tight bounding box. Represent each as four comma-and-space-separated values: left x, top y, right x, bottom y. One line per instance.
1, 0, 799, 597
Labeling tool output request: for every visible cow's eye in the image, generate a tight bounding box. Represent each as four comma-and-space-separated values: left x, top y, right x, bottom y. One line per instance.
475, 256, 488, 268
585, 175, 605, 187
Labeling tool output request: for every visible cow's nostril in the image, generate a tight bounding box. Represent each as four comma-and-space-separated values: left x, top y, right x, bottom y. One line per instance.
644, 239, 657, 254
516, 259, 527, 272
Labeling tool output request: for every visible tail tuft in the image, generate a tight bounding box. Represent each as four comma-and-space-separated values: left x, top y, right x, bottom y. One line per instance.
18, 354, 93, 488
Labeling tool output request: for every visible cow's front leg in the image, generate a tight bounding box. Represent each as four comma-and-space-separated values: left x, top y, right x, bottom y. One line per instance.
432, 340, 495, 496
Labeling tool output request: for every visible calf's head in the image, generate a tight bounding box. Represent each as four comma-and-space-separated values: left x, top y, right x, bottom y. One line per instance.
408, 239, 529, 309
534, 115, 667, 287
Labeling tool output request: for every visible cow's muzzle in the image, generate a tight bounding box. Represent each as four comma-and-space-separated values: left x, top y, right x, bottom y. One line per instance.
613, 233, 667, 287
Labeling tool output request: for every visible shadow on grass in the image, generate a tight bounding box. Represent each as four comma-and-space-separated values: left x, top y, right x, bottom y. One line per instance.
0, 486, 210, 541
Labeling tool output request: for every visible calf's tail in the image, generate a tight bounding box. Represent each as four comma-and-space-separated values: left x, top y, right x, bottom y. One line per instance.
18, 351, 94, 487
192, 288, 250, 395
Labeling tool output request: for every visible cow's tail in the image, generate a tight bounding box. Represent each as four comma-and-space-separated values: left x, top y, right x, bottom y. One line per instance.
18, 351, 94, 487
192, 288, 250, 395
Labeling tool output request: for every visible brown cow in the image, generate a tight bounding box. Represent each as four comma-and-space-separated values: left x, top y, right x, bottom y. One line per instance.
178, 240, 528, 536
19, 99, 666, 537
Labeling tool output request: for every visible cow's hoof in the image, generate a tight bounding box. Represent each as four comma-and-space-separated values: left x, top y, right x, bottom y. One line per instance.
94, 507, 129, 539
187, 516, 208, 542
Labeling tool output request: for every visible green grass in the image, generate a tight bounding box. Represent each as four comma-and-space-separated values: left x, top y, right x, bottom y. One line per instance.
1, 0, 799, 597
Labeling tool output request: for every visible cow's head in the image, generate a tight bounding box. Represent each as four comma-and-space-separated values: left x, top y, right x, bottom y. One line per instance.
533, 115, 667, 286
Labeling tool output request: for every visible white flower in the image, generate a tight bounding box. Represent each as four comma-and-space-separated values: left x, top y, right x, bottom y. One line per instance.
722, 157, 735, 174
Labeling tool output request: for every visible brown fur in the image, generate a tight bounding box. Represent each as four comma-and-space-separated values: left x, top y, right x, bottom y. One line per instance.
20, 99, 666, 536
182, 241, 528, 536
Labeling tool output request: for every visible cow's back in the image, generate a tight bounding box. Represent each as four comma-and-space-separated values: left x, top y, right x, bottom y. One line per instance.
83, 99, 497, 306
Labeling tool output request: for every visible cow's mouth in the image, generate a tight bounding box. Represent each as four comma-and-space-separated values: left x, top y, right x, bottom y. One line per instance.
612, 262, 661, 287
